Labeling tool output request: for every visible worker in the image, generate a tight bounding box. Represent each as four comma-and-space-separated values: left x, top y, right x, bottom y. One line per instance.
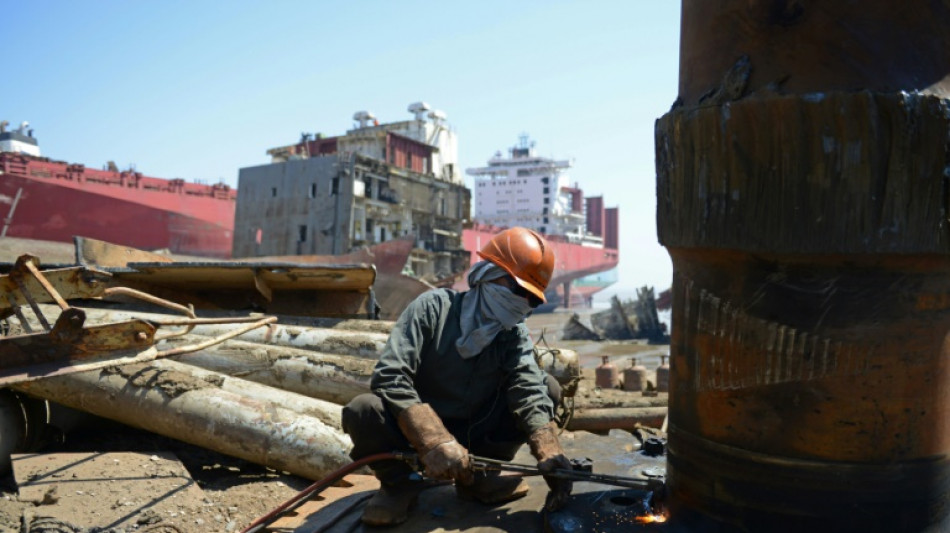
342, 226, 572, 526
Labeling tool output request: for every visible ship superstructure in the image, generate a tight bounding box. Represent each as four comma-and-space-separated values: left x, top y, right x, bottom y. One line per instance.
468, 134, 599, 245
0, 121, 40, 156
233, 103, 471, 282
464, 136, 619, 307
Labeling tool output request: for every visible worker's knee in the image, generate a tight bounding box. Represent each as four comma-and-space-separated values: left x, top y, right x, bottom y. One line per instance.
341, 393, 388, 437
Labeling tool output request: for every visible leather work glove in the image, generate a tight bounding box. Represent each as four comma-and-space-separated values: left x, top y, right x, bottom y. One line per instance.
397, 403, 474, 484
528, 421, 573, 512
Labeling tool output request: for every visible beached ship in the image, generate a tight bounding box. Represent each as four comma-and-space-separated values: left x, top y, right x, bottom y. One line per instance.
0, 121, 236, 258
232, 103, 472, 283
463, 136, 620, 307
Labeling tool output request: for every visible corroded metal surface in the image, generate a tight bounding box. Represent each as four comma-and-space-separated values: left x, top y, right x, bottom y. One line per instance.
678, 0, 950, 105
0, 256, 276, 384
0, 261, 111, 313
0, 317, 156, 384
658, 1, 950, 530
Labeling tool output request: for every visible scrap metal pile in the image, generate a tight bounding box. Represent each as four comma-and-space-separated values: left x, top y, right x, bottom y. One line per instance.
562, 287, 670, 343
0, 239, 668, 490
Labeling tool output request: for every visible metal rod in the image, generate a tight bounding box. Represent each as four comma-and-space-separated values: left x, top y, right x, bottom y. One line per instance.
12, 277, 50, 331
154, 317, 279, 358
22, 260, 70, 311
468, 455, 663, 492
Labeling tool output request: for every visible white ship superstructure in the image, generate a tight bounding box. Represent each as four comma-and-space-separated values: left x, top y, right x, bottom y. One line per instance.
0, 121, 40, 156
467, 135, 597, 245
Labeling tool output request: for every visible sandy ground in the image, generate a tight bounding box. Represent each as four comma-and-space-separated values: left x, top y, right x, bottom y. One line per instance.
525, 308, 670, 371
0, 308, 668, 532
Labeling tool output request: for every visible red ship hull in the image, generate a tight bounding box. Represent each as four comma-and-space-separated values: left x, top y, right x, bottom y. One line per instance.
0, 153, 236, 258
460, 224, 619, 306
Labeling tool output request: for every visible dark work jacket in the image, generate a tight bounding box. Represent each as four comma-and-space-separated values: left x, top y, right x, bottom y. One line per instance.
371, 288, 554, 435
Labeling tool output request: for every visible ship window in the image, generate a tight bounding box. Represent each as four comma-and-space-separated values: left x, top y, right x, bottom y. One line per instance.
543, 187, 549, 194
543, 207, 548, 214
542, 177, 549, 184
331, 177, 339, 195
540, 226, 546, 234
441, 198, 446, 215
544, 198, 549, 204
381, 227, 387, 242
299, 225, 307, 242
309, 183, 317, 198
271, 187, 277, 197
544, 217, 549, 224
517, 169, 529, 177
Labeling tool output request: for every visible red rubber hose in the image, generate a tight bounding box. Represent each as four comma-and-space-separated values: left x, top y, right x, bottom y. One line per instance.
240, 452, 403, 533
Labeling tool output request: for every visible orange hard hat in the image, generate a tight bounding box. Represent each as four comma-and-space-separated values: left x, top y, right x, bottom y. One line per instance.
477, 227, 555, 302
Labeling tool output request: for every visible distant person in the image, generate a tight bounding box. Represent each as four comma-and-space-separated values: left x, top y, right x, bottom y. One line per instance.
342, 226, 572, 526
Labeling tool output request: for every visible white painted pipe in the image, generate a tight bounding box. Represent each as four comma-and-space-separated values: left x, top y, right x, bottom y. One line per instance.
167, 335, 373, 406
12, 359, 353, 480
29, 304, 389, 358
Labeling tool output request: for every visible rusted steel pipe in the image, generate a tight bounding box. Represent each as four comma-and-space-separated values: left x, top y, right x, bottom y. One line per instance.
565, 407, 667, 433
168, 335, 374, 405
12, 360, 352, 480
30, 305, 388, 358
658, 1, 950, 531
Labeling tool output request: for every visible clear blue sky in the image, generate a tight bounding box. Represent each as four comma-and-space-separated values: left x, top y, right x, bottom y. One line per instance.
3, 1, 682, 298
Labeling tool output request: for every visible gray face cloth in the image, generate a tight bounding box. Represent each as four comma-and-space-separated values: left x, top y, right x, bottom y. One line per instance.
455, 261, 534, 359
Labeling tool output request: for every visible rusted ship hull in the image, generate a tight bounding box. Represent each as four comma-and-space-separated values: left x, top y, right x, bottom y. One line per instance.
0, 153, 235, 258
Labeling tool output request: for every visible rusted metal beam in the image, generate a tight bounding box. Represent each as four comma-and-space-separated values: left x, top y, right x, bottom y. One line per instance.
0, 256, 111, 313
565, 407, 668, 433
0, 262, 276, 385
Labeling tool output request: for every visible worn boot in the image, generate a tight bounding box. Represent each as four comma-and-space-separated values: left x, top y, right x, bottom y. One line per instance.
361, 479, 426, 526
456, 471, 530, 504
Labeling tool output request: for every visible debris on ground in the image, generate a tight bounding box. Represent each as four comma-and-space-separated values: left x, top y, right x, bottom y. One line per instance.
564, 287, 670, 343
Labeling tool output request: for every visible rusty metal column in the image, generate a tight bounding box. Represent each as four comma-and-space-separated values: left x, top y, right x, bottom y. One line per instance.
656, 1, 950, 532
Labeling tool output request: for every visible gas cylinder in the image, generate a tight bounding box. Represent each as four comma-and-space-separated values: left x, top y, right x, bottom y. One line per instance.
655, 354, 669, 393
622, 357, 648, 392
594, 355, 619, 389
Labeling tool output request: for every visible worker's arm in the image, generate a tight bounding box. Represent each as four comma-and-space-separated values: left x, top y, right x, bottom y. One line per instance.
370, 291, 472, 483
370, 292, 439, 416
501, 323, 556, 434
502, 324, 571, 510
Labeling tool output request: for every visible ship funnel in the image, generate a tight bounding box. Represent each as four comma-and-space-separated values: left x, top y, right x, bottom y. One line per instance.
353, 111, 376, 128
17, 121, 29, 133
408, 101, 430, 121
